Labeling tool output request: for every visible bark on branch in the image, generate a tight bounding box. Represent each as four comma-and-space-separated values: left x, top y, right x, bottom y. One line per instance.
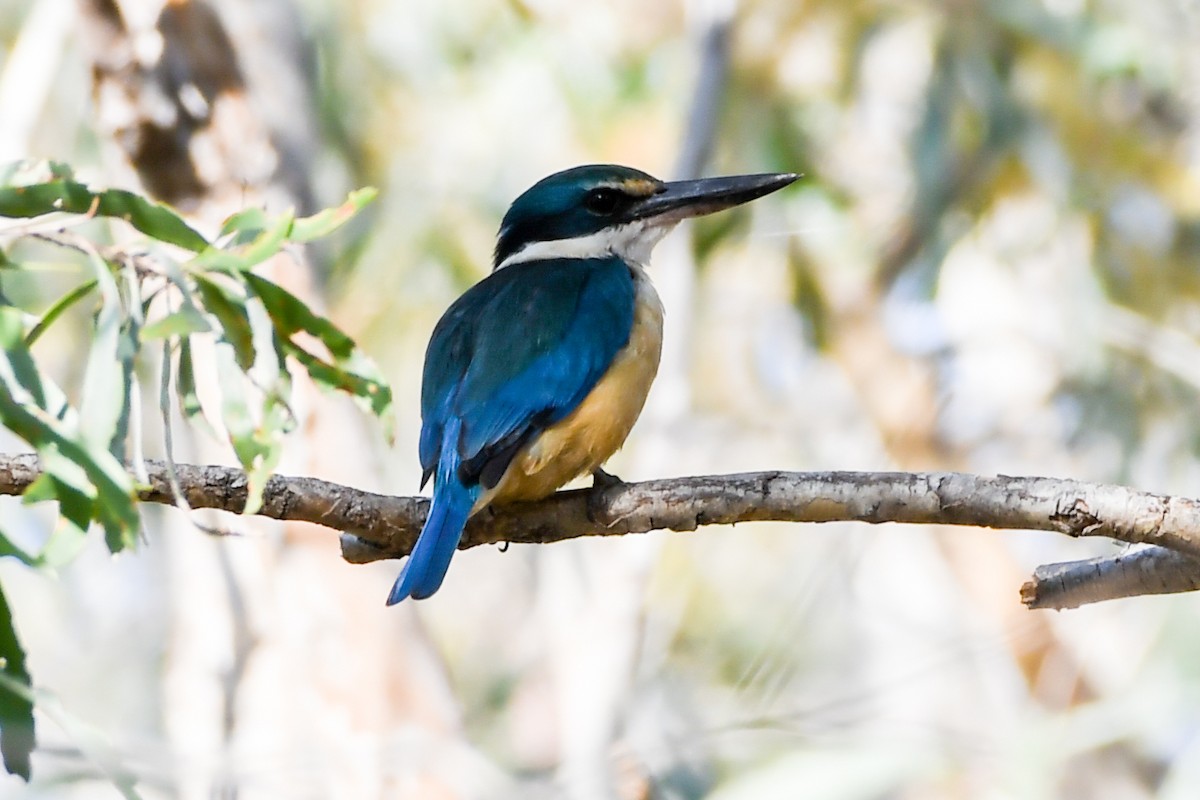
3, 452, 1199, 610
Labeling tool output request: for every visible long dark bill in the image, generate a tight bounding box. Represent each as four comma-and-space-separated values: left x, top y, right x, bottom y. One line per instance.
626, 172, 800, 223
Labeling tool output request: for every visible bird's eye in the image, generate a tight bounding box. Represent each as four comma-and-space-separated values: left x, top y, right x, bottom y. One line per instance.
583, 188, 623, 216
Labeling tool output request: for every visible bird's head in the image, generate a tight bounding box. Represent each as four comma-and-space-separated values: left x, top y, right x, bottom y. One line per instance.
493, 164, 798, 270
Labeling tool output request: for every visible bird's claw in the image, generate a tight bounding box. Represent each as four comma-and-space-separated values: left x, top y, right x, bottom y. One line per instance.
587, 467, 624, 524
591, 466, 624, 490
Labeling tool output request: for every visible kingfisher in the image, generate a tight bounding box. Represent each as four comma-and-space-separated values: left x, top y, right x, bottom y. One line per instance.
388, 164, 797, 604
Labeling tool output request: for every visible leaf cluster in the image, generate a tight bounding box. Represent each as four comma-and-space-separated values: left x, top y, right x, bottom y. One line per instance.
0, 160, 390, 782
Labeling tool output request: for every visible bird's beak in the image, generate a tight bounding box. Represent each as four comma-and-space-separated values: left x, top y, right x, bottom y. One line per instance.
626, 172, 799, 225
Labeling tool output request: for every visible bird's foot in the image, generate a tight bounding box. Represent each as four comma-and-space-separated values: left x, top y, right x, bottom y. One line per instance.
479, 506, 508, 550
587, 467, 624, 524
591, 466, 625, 490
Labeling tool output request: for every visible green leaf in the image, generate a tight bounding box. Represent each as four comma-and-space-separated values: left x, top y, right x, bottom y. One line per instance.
188, 212, 293, 274
38, 520, 89, 568
23, 464, 93, 538
0, 388, 140, 551
0, 530, 38, 567
78, 249, 129, 465
244, 273, 354, 358
230, 213, 295, 270
174, 338, 215, 438
191, 190, 376, 275
0, 581, 34, 781
21, 457, 93, 568
24, 278, 98, 347
0, 307, 139, 552
289, 187, 378, 242
0, 159, 74, 186
0, 179, 208, 252
243, 273, 393, 423
283, 341, 393, 419
0, 309, 45, 410
194, 275, 255, 370
215, 346, 256, 458
139, 303, 211, 340
218, 207, 270, 240
251, 396, 290, 514
215, 345, 287, 514
111, 278, 141, 470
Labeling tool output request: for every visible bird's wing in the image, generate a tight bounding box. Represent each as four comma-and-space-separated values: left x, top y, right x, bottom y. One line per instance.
419, 257, 636, 490
418, 290, 476, 485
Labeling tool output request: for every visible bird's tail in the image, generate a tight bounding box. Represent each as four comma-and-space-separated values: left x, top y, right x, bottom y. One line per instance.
387, 458, 478, 604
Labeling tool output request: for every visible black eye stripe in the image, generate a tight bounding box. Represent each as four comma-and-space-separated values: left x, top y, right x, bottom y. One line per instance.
583, 187, 624, 215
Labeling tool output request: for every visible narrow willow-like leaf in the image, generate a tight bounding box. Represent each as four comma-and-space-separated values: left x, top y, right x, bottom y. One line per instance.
0, 531, 38, 567
0, 309, 45, 410
243, 273, 393, 424
0, 179, 208, 252
229, 213, 295, 271
139, 303, 211, 340
244, 273, 355, 357
194, 275, 255, 370
283, 341, 393, 420
198, 189, 375, 272
0, 386, 139, 551
188, 213, 293, 274
214, 345, 286, 515
251, 395, 290, 515
218, 207, 270, 240
36, 517, 90, 569
78, 250, 127, 466
115, 271, 142, 481
22, 462, 93, 538
0, 308, 139, 549
21, 456, 97, 568
0, 159, 74, 186
0, 582, 34, 781
289, 187, 378, 242
174, 338, 216, 438
24, 278, 99, 347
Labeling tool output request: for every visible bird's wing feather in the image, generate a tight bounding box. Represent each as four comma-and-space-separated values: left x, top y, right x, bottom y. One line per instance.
419, 257, 636, 489
418, 296, 476, 483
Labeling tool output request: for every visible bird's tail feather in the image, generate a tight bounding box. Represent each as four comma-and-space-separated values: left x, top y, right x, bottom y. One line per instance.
387, 463, 477, 604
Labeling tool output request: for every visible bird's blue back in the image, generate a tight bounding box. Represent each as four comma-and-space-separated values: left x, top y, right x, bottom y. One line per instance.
388, 256, 636, 602
420, 256, 637, 491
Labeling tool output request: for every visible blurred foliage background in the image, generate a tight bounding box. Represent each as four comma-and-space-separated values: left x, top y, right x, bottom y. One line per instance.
3, 0, 1200, 797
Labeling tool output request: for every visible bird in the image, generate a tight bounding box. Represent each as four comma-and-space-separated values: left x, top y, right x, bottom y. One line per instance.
388, 164, 798, 603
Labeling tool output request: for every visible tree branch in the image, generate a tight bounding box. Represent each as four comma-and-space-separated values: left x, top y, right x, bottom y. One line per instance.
1021, 546, 1200, 610
3, 452, 1200, 608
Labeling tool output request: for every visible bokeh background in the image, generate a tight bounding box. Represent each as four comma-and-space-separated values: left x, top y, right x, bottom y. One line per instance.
3, 0, 1200, 797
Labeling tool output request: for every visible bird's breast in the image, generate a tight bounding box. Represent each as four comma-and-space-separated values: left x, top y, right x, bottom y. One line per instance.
484, 267, 664, 506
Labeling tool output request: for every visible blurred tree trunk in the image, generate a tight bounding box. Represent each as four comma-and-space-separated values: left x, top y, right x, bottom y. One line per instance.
820, 18, 1094, 714
74, 1, 465, 796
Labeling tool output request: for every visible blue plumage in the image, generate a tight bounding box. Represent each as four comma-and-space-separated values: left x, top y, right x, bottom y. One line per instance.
389, 163, 797, 604
388, 257, 635, 604
388, 420, 480, 602
493, 165, 653, 266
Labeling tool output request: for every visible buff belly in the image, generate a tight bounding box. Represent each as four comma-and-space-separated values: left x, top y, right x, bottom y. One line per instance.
480, 272, 664, 508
